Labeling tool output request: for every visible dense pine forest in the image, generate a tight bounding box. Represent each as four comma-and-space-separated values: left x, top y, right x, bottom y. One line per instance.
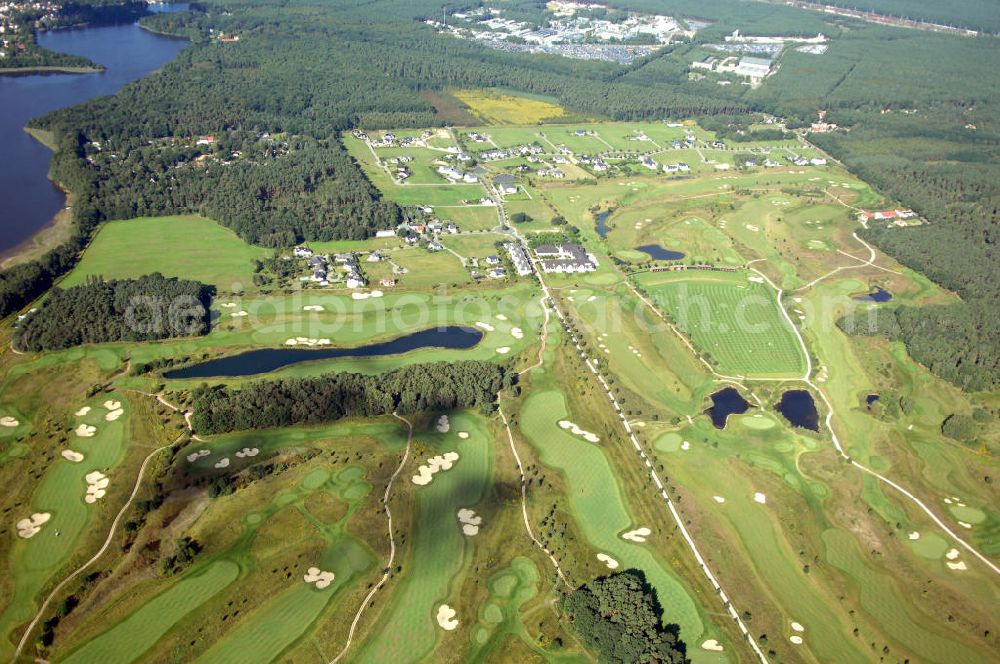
1, 0, 998, 389
14, 273, 212, 351
190, 361, 514, 434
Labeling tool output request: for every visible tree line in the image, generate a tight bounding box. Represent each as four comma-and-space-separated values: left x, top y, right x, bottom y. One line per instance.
190, 360, 514, 434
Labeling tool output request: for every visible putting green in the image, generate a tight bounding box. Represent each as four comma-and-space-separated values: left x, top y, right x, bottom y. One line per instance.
654, 432, 682, 452
908, 533, 948, 559
62, 561, 240, 664
739, 414, 777, 430
948, 505, 986, 524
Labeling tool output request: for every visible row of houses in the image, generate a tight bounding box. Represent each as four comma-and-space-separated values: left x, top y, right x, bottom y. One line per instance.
534, 243, 599, 274
476, 144, 544, 162
437, 165, 480, 183
294, 247, 366, 288
505, 242, 533, 277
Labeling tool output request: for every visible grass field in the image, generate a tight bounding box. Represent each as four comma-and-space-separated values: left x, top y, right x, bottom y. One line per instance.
454, 89, 568, 125
61, 216, 268, 292
635, 271, 807, 378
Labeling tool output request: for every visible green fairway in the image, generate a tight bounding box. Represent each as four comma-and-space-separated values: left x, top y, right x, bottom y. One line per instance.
518, 390, 710, 651
62, 561, 240, 664
636, 272, 807, 378
61, 216, 268, 291
354, 412, 494, 663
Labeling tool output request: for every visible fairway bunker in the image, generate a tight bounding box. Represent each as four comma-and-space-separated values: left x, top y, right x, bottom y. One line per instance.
457, 508, 482, 536
621, 527, 651, 543
85, 471, 109, 504
705, 387, 751, 429
701, 640, 724, 652
775, 390, 820, 431
0, 416, 19, 427
436, 604, 459, 630
411, 451, 460, 486
74, 406, 91, 417
75, 424, 97, 437
436, 415, 450, 433
596, 553, 619, 569
558, 420, 600, 443
16, 512, 51, 538
303, 566, 335, 589
61, 450, 84, 463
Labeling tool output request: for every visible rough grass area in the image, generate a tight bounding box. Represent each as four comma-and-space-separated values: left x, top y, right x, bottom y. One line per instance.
453, 89, 567, 125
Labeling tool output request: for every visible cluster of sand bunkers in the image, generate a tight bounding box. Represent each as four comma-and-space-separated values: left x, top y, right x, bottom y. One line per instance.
944, 547, 967, 571
456, 508, 482, 536
789, 620, 806, 645
558, 420, 600, 443
285, 337, 331, 346
235, 447, 260, 458
16, 512, 51, 539
436, 604, 459, 631
621, 527, 652, 543
411, 452, 460, 486
595, 332, 610, 354
84, 471, 110, 504
303, 566, 335, 589
220, 303, 248, 317
72, 400, 124, 439
186, 449, 211, 463
351, 290, 384, 300
626, 344, 643, 359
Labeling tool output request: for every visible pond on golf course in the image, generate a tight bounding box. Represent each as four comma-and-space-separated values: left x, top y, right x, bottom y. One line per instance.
164, 326, 483, 378
854, 287, 892, 303
775, 390, 820, 431
704, 387, 751, 429
636, 244, 686, 261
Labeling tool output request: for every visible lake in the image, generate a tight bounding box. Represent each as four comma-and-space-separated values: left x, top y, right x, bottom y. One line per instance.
775, 389, 820, 431
0, 4, 188, 260
636, 244, 686, 261
164, 326, 485, 378
595, 210, 612, 239
704, 386, 751, 429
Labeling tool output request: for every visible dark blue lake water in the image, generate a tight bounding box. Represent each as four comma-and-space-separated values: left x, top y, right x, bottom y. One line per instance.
854, 288, 892, 303
705, 387, 751, 429
636, 244, 686, 261
0, 5, 188, 260
775, 389, 820, 431
164, 326, 484, 378
595, 210, 611, 239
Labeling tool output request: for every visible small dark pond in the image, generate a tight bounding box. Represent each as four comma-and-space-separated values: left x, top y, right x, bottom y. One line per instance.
595, 210, 612, 239
775, 390, 820, 431
704, 387, 751, 429
854, 288, 892, 303
865, 394, 880, 406
164, 326, 483, 379
636, 244, 686, 261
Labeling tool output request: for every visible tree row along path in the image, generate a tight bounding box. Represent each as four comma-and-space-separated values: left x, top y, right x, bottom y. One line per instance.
498, 208, 770, 661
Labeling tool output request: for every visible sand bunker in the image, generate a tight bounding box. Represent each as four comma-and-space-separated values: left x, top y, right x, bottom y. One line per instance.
958, 521, 972, 529
701, 640, 724, 652
231, 311, 248, 317
61, 450, 84, 463
303, 566, 335, 589
16, 512, 51, 539
103, 400, 122, 411
235, 447, 260, 458
0, 416, 19, 428
753, 492, 767, 504
457, 508, 482, 536
351, 292, 371, 300
186, 449, 210, 463
411, 452, 460, 486
713, 496, 725, 504
220, 302, 237, 308
790, 636, 803, 645
748, 276, 765, 283
74, 406, 91, 417
436, 604, 459, 631
791, 622, 805, 633
680, 441, 690, 451
457, 431, 469, 439
284, 337, 331, 346
303, 305, 325, 311
510, 327, 524, 340
621, 527, 651, 543
908, 532, 920, 540
214, 458, 230, 469
475, 321, 495, 332
945, 548, 960, 560
105, 409, 124, 422
596, 553, 619, 570
75, 424, 97, 438
947, 561, 968, 571
558, 420, 600, 443
496, 347, 511, 354
495, 314, 508, 321
84, 471, 109, 504
436, 415, 450, 433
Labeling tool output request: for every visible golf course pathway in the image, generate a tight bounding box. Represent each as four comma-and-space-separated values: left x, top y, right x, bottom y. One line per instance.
328, 412, 413, 664
12, 436, 178, 661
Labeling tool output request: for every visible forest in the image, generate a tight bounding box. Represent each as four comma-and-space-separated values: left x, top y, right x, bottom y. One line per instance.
559, 570, 689, 664
189, 360, 514, 434
14, 273, 212, 351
